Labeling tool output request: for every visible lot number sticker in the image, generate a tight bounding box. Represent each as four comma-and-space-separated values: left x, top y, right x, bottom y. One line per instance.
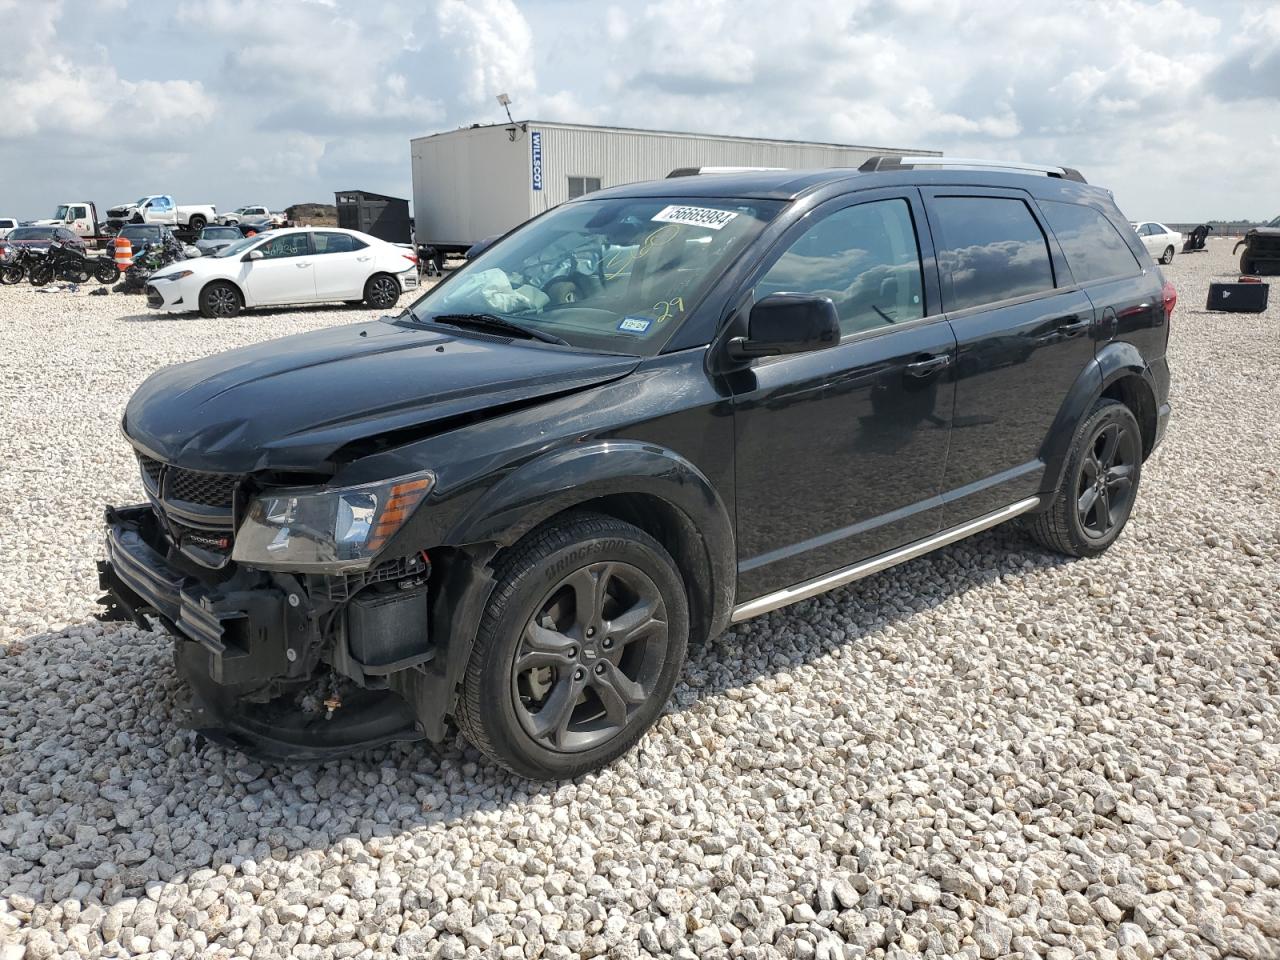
651, 205, 738, 231
618, 316, 653, 333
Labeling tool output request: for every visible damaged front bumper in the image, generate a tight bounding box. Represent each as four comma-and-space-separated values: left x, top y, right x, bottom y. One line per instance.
98, 504, 435, 759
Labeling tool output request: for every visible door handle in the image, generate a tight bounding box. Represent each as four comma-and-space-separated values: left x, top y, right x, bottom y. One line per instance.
905, 353, 953, 377
357, 256, 371, 262
296, 261, 311, 267
1057, 316, 1092, 337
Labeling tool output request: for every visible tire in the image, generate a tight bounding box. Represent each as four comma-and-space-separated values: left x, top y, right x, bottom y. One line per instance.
458, 513, 690, 780
544, 279, 581, 304
94, 259, 119, 283
1160, 246, 1174, 265
0, 264, 24, 285
28, 263, 52, 286
363, 273, 400, 309
1026, 399, 1143, 558
188, 215, 207, 232
199, 280, 243, 319
1241, 252, 1257, 275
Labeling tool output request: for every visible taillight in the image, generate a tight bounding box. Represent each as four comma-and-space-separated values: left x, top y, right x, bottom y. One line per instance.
1161, 280, 1176, 320
402, 254, 418, 265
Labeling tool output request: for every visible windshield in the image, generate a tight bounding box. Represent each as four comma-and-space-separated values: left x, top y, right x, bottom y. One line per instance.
10, 227, 54, 240
55, 205, 70, 220
404, 196, 783, 354
1268, 215, 1280, 228
202, 226, 240, 240
214, 235, 265, 258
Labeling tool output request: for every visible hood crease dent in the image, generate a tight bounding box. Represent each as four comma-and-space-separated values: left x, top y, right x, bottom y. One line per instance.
124, 319, 640, 474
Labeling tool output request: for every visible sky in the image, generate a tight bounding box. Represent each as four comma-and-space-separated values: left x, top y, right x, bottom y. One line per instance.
1, 0, 1277, 223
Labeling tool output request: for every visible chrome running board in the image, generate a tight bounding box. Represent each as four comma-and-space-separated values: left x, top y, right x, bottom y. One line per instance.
730, 497, 1041, 622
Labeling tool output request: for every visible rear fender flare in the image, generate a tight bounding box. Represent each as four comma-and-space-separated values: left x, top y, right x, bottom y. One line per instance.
1040, 341, 1153, 495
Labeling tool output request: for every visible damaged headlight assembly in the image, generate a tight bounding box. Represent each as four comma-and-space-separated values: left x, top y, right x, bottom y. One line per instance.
231, 470, 435, 572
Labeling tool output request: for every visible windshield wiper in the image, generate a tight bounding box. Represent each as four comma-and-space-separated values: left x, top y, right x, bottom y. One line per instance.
428, 312, 569, 346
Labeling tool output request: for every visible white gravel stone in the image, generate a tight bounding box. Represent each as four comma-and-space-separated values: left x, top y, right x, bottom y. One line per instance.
1, 238, 1278, 960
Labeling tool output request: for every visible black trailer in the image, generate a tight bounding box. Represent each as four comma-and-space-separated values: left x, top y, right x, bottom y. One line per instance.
334, 190, 411, 244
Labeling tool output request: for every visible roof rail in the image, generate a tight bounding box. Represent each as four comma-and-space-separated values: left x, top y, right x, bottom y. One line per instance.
858, 155, 1087, 183
667, 165, 788, 178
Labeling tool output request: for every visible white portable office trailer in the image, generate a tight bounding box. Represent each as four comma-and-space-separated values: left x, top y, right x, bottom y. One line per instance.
409, 121, 939, 256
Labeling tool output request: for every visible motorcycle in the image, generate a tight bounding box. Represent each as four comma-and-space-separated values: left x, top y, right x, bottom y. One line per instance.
28, 240, 118, 285
1, 247, 47, 285
117, 236, 187, 293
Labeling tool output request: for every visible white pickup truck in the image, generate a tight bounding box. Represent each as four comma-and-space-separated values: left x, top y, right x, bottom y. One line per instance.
219, 204, 285, 227
105, 195, 217, 233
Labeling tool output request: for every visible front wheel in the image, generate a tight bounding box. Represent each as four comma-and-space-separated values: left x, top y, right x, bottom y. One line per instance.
94, 259, 119, 284
188, 215, 207, 232
1026, 399, 1142, 558
0, 264, 24, 285
1160, 245, 1175, 265
199, 280, 243, 318
363, 273, 400, 309
458, 513, 690, 780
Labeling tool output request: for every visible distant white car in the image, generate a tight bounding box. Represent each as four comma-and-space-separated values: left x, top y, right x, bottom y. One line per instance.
1131, 222, 1183, 264
145, 227, 419, 318
0, 218, 17, 239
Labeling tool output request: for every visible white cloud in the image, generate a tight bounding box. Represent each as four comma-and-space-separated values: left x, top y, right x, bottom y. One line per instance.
435, 0, 537, 107
0, 0, 1276, 221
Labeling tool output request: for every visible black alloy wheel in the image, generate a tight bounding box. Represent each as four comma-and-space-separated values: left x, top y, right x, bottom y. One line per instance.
1025, 398, 1143, 558
94, 259, 119, 284
0, 265, 23, 285
512, 560, 669, 753
27, 263, 52, 286
458, 513, 690, 780
1075, 419, 1139, 540
364, 274, 399, 309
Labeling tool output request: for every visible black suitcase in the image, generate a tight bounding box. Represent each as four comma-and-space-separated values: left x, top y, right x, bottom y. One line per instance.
1206, 282, 1269, 313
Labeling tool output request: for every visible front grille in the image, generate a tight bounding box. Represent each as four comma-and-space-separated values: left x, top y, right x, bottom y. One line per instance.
136, 450, 242, 567
137, 452, 239, 508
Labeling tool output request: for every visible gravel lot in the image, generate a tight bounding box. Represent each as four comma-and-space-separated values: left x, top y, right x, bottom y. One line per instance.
1, 239, 1277, 960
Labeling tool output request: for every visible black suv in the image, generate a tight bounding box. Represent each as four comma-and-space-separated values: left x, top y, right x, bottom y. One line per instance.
99, 157, 1173, 779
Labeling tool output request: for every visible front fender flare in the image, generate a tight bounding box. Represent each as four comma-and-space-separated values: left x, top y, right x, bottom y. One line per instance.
446, 439, 737, 635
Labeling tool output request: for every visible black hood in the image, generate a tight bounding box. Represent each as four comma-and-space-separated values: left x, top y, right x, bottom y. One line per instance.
124, 319, 640, 473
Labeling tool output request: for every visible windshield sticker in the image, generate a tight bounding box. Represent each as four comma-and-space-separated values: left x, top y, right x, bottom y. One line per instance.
652, 205, 739, 231
618, 316, 653, 334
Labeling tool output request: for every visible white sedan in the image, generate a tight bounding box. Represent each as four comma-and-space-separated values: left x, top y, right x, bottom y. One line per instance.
145, 227, 419, 318
1131, 222, 1183, 264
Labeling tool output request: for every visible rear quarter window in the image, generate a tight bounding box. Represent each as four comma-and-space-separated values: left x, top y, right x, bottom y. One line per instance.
929, 196, 1055, 312
1040, 201, 1142, 284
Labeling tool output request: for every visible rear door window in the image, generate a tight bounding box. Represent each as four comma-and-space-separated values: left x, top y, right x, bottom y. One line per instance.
313, 232, 366, 254
1040, 201, 1142, 284
929, 196, 1055, 312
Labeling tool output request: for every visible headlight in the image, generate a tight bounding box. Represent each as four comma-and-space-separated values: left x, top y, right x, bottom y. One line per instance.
153, 270, 194, 281
231, 470, 435, 572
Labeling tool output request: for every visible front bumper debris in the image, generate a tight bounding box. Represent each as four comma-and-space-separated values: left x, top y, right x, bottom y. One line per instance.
98, 504, 426, 759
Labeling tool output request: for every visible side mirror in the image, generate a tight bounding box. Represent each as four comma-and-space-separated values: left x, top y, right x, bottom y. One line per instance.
728, 293, 841, 360
465, 235, 498, 259
244, 249, 264, 261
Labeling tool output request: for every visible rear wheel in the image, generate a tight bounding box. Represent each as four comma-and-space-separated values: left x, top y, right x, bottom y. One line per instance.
1240, 252, 1257, 275
94, 259, 119, 283
1160, 245, 1174, 265
189, 215, 207, 232
363, 273, 400, 309
28, 263, 52, 286
1026, 399, 1142, 558
458, 513, 690, 780
0, 264, 24, 285
199, 280, 243, 319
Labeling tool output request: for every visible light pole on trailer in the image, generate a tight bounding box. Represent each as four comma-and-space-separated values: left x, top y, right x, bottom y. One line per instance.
497, 93, 513, 124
